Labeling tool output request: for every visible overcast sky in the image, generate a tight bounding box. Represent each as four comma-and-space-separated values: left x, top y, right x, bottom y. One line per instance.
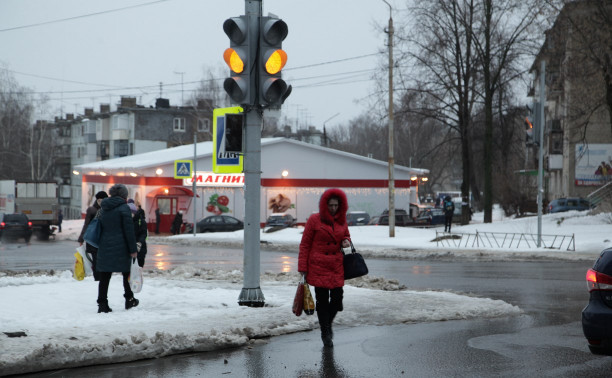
0, 0, 402, 129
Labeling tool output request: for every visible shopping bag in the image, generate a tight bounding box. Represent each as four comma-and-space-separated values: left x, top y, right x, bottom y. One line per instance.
129, 258, 143, 293
83, 218, 101, 248
303, 283, 315, 315
343, 241, 369, 279
73, 252, 85, 281
76, 244, 92, 276
292, 277, 305, 316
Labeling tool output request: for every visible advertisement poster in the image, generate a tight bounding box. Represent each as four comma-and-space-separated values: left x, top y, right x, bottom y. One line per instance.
575, 144, 612, 186
266, 189, 297, 218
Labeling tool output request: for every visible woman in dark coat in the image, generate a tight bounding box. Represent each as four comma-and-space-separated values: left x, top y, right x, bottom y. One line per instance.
78, 191, 108, 281
96, 184, 139, 313
298, 188, 351, 347
128, 202, 148, 268
171, 211, 183, 235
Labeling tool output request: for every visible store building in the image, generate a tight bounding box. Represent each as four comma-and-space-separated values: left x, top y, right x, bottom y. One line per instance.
73, 138, 428, 232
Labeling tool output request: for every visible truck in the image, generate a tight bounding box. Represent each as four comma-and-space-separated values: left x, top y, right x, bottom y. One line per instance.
1, 181, 59, 240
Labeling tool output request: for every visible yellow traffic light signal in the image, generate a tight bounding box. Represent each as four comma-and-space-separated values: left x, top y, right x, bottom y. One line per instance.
264, 49, 287, 75
223, 16, 253, 105
224, 48, 245, 74
259, 17, 291, 107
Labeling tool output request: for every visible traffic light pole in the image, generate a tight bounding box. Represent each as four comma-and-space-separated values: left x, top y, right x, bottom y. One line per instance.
238, 0, 265, 307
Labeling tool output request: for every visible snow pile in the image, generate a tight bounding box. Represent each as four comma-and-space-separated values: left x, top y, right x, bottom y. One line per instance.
0, 269, 521, 375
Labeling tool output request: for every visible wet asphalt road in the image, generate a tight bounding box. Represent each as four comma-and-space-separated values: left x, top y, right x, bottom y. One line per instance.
5, 239, 612, 377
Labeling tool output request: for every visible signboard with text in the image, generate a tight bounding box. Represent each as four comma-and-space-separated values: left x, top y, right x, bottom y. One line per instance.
213, 107, 244, 174
183, 171, 245, 187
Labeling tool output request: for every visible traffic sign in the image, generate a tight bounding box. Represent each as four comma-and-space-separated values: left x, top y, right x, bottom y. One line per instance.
174, 160, 193, 179
213, 107, 244, 174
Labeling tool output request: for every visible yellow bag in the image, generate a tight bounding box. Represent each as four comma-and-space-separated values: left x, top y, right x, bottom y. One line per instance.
73, 252, 85, 281
303, 283, 315, 315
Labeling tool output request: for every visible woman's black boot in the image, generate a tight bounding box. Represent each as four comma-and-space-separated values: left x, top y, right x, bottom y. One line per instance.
124, 294, 139, 310
97, 300, 112, 313
317, 305, 333, 347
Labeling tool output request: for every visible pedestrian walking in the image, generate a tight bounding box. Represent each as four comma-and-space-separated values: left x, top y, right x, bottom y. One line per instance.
78, 191, 108, 281
155, 207, 161, 234
443, 196, 455, 233
95, 184, 139, 313
298, 188, 351, 347
128, 201, 148, 268
57, 209, 63, 233
171, 211, 183, 235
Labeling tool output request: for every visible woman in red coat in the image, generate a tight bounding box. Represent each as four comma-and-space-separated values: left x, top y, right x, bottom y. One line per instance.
298, 188, 351, 347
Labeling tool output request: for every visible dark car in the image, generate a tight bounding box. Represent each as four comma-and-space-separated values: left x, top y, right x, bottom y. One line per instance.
548, 197, 592, 213
347, 211, 370, 226
415, 208, 445, 225
188, 215, 244, 233
368, 214, 412, 226
0, 213, 33, 243
582, 248, 612, 355
265, 213, 297, 228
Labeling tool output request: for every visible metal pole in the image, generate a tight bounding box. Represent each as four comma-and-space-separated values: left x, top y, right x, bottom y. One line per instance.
537, 60, 546, 247
193, 130, 197, 236
382, 0, 395, 237
238, 0, 264, 307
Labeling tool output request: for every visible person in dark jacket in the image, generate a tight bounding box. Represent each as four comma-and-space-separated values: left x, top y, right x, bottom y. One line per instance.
96, 184, 139, 313
57, 209, 63, 232
78, 191, 108, 281
171, 211, 183, 235
298, 188, 351, 347
128, 201, 148, 268
155, 208, 161, 234
443, 196, 455, 233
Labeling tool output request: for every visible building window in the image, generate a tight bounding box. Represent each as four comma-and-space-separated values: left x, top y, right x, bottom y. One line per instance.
98, 141, 109, 159
198, 118, 210, 132
174, 118, 186, 132
114, 140, 129, 157
550, 131, 563, 155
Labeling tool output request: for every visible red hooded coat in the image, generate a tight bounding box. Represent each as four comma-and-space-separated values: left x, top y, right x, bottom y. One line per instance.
298, 188, 351, 289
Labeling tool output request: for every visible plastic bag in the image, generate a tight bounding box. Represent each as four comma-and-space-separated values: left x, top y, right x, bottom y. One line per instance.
303, 283, 315, 315
292, 277, 305, 316
73, 252, 85, 281
76, 245, 92, 276
129, 258, 143, 293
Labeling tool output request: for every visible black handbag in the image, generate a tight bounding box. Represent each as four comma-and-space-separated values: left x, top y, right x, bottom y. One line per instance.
343, 241, 368, 279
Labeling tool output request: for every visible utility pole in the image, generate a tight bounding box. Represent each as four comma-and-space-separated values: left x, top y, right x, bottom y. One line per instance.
537, 60, 546, 247
383, 0, 395, 237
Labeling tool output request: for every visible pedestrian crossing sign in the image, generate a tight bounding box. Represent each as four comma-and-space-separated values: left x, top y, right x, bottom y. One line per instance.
174, 160, 193, 179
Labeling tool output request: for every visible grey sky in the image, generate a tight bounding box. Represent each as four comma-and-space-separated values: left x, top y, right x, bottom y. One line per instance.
0, 0, 400, 129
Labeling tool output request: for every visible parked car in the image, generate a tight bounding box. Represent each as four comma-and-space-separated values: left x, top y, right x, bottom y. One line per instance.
347, 211, 370, 226
415, 208, 445, 225
265, 213, 297, 228
0, 213, 33, 243
368, 214, 412, 226
548, 197, 592, 213
186, 215, 244, 233
582, 248, 612, 355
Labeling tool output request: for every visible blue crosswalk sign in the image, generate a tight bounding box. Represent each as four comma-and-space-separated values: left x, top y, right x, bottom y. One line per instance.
174, 160, 192, 179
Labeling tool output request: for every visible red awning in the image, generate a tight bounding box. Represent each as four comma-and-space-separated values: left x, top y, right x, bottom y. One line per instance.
146, 186, 199, 197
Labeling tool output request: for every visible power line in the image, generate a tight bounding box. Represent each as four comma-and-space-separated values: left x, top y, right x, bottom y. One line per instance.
0, 0, 170, 33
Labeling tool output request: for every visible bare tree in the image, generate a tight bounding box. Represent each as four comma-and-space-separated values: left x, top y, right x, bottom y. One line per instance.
393, 0, 481, 224
0, 66, 35, 180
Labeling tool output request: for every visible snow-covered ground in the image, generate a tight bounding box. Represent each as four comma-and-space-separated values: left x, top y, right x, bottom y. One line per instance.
1, 207, 607, 375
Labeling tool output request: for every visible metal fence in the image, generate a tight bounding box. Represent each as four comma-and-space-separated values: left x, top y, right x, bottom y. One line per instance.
435, 230, 575, 251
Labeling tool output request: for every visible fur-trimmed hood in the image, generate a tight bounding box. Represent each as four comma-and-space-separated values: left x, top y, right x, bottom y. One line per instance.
318, 188, 349, 226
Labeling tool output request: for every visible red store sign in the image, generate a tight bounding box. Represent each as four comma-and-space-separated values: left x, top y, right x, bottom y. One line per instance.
184, 172, 245, 187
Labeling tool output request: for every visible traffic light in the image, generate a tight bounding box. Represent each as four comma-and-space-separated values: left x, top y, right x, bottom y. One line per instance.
525, 116, 534, 146
258, 16, 292, 107
223, 16, 254, 105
